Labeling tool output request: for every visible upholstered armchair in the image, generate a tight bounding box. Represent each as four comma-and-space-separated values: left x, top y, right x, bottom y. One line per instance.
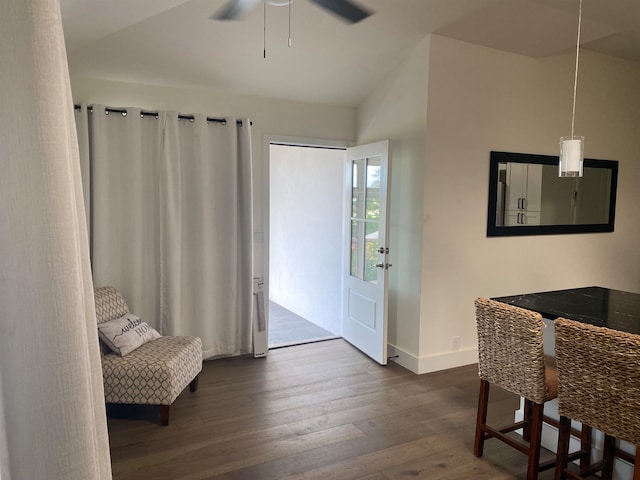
94, 286, 202, 425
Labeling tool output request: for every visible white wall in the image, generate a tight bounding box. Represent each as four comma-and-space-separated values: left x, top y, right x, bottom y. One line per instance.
357, 37, 430, 372
70, 77, 357, 276
419, 35, 640, 373
269, 145, 344, 334
357, 34, 640, 374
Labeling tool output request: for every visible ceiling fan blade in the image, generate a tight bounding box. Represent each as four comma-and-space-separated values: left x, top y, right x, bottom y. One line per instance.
309, 0, 373, 23
210, 0, 262, 20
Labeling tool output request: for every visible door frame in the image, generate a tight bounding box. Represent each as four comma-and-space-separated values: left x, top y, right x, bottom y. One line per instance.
261, 134, 354, 345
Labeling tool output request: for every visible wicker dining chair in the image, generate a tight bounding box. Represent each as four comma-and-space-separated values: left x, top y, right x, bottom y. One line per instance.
474, 298, 590, 480
554, 317, 640, 480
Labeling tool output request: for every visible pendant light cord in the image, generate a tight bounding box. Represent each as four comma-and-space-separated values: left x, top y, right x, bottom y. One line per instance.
570, 0, 583, 137
263, 2, 267, 58
288, 0, 292, 47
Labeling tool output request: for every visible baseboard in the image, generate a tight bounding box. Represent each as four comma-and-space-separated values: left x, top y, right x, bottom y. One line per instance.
387, 344, 478, 374
387, 344, 420, 373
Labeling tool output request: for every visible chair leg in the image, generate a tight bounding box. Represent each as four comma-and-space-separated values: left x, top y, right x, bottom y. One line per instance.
523, 399, 533, 442
633, 448, 640, 480
601, 434, 615, 480
525, 402, 544, 480
579, 425, 592, 470
474, 379, 490, 458
555, 416, 572, 480
190, 374, 200, 392
159, 405, 170, 426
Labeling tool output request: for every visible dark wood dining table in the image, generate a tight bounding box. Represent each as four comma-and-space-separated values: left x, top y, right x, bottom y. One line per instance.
492, 286, 640, 335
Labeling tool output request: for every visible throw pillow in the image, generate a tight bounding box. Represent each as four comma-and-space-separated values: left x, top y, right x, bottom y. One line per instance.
97, 313, 161, 356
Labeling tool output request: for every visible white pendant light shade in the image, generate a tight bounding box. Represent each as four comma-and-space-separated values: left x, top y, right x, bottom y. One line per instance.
559, 136, 584, 177
559, 0, 584, 178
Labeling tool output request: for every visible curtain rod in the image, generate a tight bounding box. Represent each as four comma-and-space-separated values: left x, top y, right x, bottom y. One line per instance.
73, 104, 251, 126
270, 142, 347, 151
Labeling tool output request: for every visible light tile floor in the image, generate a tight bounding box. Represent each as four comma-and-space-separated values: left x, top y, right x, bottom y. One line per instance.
268, 301, 340, 348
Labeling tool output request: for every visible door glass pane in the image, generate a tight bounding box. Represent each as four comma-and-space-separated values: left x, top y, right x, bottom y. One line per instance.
350, 220, 359, 278
351, 159, 364, 218
365, 158, 380, 221
350, 157, 380, 284
364, 221, 378, 283
364, 157, 381, 283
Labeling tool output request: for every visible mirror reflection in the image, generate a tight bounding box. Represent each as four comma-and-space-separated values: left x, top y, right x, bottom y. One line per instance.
487, 151, 618, 237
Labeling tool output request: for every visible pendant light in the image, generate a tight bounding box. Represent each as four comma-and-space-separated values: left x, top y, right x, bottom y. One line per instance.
559, 0, 584, 177
263, 0, 294, 58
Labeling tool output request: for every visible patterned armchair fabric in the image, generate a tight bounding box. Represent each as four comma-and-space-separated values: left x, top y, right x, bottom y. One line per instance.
95, 286, 129, 324
94, 286, 202, 421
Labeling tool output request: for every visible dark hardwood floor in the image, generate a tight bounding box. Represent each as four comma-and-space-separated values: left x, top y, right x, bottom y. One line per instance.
106, 339, 558, 480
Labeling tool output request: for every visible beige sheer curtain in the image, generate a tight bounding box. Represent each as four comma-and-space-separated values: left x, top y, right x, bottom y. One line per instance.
79, 109, 254, 359
0, 1, 112, 479
75, 102, 92, 231
87, 106, 166, 330
160, 115, 254, 357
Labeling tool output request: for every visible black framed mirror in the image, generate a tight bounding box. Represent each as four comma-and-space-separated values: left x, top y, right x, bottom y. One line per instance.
487, 151, 618, 237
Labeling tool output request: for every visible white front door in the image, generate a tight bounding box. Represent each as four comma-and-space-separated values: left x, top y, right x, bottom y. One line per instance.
342, 140, 390, 365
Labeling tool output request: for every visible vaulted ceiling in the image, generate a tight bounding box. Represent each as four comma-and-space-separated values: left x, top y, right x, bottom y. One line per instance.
60, 0, 640, 107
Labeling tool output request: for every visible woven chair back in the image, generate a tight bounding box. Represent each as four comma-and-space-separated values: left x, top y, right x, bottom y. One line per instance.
555, 317, 640, 446
94, 286, 129, 324
475, 298, 549, 403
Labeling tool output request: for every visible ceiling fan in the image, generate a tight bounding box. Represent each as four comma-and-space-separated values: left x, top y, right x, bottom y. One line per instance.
211, 0, 373, 24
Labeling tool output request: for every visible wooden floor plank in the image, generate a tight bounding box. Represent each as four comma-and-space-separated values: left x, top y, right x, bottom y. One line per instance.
107, 339, 556, 480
